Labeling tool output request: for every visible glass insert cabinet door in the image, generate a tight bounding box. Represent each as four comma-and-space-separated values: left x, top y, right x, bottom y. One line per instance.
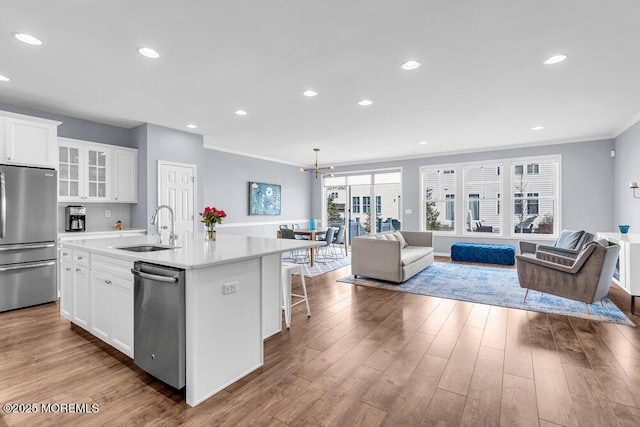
86, 148, 108, 199
58, 145, 81, 198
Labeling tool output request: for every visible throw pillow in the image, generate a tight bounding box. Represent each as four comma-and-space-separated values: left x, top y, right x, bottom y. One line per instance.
385, 233, 398, 241
555, 230, 584, 249
393, 231, 408, 248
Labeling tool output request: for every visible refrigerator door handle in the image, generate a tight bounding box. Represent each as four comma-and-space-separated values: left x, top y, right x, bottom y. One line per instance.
0, 243, 56, 251
0, 260, 56, 272
0, 171, 5, 239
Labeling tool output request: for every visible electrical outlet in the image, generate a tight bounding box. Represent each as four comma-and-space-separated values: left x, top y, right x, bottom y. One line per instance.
104, 209, 112, 218
223, 282, 238, 294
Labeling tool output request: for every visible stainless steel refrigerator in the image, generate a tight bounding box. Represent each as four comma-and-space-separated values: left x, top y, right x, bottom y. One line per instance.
0, 164, 57, 312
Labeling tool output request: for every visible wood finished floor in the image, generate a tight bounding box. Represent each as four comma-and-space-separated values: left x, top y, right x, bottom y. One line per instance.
2, 257, 640, 426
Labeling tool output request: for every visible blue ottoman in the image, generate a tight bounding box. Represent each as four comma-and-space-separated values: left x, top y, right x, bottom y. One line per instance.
451, 242, 515, 265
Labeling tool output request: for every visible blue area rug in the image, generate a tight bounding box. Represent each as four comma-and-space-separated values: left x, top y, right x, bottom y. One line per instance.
338, 262, 633, 325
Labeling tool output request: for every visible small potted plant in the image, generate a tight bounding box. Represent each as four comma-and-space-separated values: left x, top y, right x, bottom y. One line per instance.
200, 206, 227, 241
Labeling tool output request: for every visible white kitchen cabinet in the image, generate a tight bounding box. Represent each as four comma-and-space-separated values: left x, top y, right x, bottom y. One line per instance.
73, 265, 91, 330
91, 270, 113, 341
112, 148, 138, 202
0, 111, 60, 168
112, 275, 134, 356
58, 137, 137, 203
58, 137, 111, 202
60, 261, 74, 320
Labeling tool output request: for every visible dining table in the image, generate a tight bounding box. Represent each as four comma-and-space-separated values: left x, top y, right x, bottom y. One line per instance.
276, 227, 348, 266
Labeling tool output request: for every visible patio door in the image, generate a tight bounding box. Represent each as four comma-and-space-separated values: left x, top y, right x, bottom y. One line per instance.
323, 170, 402, 244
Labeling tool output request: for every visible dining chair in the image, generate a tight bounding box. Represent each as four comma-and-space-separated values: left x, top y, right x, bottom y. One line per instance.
331, 224, 346, 257
280, 228, 307, 263
291, 223, 309, 240
316, 227, 337, 263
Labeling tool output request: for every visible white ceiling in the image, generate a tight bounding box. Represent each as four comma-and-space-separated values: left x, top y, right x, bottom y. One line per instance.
1, 1, 639, 167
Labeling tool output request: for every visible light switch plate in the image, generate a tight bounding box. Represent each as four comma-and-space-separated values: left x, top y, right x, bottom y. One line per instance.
105, 209, 111, 218
405, 209, 413, 214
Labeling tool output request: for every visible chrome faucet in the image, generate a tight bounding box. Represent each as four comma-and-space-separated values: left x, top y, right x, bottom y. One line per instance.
150, 205, 178, 245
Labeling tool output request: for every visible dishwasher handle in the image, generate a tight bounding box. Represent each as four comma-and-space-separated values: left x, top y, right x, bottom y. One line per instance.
131, 268, 178, 283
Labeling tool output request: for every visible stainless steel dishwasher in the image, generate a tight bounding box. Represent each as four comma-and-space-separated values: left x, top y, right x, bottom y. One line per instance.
132, 261, 186, 389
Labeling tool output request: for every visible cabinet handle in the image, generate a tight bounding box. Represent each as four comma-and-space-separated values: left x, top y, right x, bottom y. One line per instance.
75, 268, 81, 273
77, 256, 83, 260
65, 267, 71, 271
105, 279, 112, 285
62, 252, 68, 256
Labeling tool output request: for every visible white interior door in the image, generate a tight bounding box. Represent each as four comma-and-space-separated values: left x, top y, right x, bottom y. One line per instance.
158, 161, 196, 236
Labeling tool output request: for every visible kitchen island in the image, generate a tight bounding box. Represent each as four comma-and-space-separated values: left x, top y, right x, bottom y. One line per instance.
58, 234, 323, 406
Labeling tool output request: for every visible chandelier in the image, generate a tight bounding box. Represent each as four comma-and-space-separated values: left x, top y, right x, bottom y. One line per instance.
299, 148, 334, 179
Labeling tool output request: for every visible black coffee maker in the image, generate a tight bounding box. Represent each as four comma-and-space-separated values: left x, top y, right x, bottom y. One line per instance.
65, 205, 86, 232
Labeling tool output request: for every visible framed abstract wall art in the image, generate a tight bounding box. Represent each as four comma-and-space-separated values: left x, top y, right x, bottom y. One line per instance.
248, 182, 281, 215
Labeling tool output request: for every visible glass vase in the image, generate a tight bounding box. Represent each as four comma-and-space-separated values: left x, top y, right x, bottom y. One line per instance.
205, 224, 217, 241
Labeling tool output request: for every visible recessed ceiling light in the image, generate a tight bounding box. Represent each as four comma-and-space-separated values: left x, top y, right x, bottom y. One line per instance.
235, 110, 247, 116
531, 126, 544, 130
543, 54, 568, 65
419, 141, 429, 145
303, 90, 318, 97
0, 75, 10, 82
186, 124, 197, 129
358, 99, 373, 106
138, 47, 160, 59
401, 60, 421, 71
14, 33, 42, 46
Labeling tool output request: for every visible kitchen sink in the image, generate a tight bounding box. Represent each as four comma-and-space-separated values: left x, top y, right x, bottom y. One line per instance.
115, 244, 181, 253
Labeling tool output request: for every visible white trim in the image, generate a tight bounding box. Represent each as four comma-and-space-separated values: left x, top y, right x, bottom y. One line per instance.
0, 109, 62, 126
613, 111, 640, 138
157, 160, 198, 234
434, 252, 451, 257
203, 139, 303, 167
216, 219, 309, 228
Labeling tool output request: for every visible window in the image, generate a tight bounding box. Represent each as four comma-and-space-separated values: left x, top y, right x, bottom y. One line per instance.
514, 193, 523, 214
445, 194, 455, 221
421, 167, 457, 232
421, 155, 560, 237
375, 196, 381, 214
527, 163, 539, 174
352, 196, 360, 213
468, 194, 480, 221
512, 157, 559, 235
363, 196, 371, 214
527, 193, 539, 215
463, 163, 502, 234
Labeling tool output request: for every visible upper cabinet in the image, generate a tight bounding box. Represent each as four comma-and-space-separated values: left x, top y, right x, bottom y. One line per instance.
112, 148, 138, 203
58, 137, 137, 203
0, 111, 60, 168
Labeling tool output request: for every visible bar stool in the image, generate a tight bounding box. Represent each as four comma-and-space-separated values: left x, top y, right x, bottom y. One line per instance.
281, 263, 311, 328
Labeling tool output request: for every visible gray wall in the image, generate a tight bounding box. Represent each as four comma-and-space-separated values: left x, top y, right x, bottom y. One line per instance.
614, 120, 640, 230
0, 102, 132, 147
313, 139, 615, 253
131, 123, 312, 238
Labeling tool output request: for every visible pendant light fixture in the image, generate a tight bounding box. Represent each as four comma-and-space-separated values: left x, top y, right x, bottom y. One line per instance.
299, 148, 334, 179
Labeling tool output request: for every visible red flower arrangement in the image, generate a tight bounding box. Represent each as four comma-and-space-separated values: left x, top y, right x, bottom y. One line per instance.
200, 206, 227, 226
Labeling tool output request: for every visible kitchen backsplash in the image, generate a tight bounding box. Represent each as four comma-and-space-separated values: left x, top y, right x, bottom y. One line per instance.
57, 203, 131, 232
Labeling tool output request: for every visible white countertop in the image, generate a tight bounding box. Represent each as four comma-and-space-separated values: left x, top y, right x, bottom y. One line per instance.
59, 234, 324, 269
58, 228, 147, 237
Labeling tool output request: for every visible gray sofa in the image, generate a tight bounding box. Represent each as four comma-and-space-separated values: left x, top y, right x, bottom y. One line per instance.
351, 231, 434, 283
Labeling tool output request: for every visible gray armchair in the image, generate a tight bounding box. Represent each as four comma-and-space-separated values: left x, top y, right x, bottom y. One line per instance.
516, 239, 620, 313
520, 229, 594, 259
